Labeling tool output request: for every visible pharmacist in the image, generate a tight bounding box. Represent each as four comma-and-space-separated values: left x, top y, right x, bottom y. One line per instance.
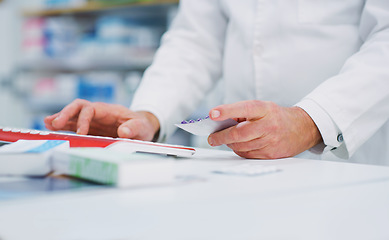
45, 0, 389, 165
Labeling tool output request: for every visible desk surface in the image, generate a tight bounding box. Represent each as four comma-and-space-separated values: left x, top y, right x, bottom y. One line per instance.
0, 148, 389, 240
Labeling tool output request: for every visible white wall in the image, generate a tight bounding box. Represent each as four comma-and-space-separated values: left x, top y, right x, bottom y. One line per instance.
0, 1, 24, 127
0, 0, 43, 128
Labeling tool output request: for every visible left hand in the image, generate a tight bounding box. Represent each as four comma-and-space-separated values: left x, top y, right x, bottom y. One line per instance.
207, 100, 322, 159
44, 99, 159, 141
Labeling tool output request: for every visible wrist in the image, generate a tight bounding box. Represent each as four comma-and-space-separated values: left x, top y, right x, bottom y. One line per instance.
293, 106, 323, 148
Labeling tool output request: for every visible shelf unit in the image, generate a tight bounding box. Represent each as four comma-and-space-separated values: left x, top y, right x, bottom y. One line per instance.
13, 0, 179, 130
18, 52, 155, 72
23, 0, 179, 17
20, 1, 179, 72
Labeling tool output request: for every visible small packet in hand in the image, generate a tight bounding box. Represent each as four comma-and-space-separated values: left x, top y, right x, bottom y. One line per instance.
175, 116, 238, 136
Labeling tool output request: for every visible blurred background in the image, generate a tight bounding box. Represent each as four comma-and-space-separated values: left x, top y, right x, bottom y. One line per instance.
0, 0, 222, 148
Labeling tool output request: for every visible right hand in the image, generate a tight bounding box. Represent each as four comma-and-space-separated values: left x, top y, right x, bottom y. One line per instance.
44, 99, 160, 141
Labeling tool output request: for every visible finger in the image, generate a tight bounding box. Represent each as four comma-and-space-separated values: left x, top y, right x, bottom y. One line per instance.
45, 121, 78, 132
233, 146, 276, 159
45, 114, 78, 132
234, 149, 290, 159
44, 113, 60, 130
208, 120, 264, 146
209, 100, 270, 121
52, 99, 89, 129
86, 126, 118, 137
118, 118, 152, 141
76, 104, 95, 135
44, 113, 59, 123
227, 136, 269, 152
233, 140, 293, 159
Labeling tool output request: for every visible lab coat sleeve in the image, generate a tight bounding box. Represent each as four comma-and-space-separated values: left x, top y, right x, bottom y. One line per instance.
297, 0, 389, 159
296, 98, 343, 155
130, 0, 227, 142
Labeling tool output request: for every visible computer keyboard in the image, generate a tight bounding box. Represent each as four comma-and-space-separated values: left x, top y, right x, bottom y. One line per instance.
0, 127, 195, 157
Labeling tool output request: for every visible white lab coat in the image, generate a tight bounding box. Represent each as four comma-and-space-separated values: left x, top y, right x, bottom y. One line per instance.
131, 0, 389, 165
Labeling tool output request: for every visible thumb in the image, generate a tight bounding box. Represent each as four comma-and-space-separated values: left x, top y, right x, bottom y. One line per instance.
117, 120, 139, 139
117, 118, 155, 141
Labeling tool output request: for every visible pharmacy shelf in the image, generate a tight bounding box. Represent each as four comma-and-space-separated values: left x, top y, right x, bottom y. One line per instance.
16, 0, 175, 124
23, 0, 179, 17
18, 53, 154, 72
26, 97, 72, 112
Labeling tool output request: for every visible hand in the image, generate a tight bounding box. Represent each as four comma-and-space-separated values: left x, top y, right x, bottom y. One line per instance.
44, 99, 160, 141
207, 100, 322, 159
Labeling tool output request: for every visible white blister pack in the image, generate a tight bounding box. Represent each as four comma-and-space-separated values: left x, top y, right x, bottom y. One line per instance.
175, 116, 238, 136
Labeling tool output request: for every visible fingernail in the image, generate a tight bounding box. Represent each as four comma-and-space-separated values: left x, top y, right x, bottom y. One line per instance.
121, 127, 131, 137
52, 116, 61, 127
208, 137, 214, 146
211, 110, 220, 119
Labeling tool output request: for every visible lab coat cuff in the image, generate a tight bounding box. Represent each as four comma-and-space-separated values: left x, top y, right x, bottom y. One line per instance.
295, 98, 343, 153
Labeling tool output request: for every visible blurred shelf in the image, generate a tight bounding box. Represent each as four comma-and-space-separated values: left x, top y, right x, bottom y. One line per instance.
17, 0, 173, 120
23, 0, 179, 17
18, 54, 154, 72
27, 97, 72, 112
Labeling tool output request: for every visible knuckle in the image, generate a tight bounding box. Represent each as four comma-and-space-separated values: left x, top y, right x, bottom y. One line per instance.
244, 100, 258, 114
77, 98, 93, 107
228, 142, 244, 152
229, 129, 242, 142
131, 119, 144, 131
264, 101, 278, 113
73, 98, 85, 105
